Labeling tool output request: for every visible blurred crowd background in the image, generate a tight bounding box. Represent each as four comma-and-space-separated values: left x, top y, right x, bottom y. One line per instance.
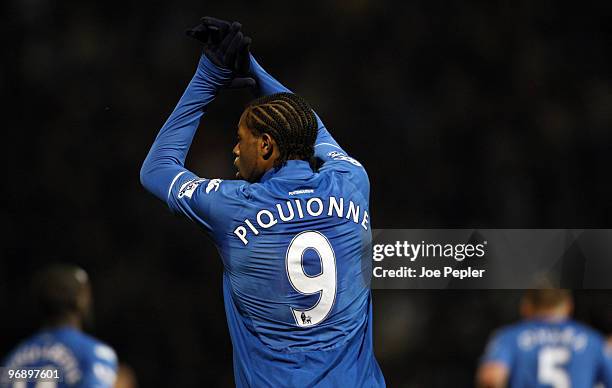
2, 1, 612, 387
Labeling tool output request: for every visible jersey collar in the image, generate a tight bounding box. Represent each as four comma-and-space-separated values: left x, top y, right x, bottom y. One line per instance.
259, 160, 314, 183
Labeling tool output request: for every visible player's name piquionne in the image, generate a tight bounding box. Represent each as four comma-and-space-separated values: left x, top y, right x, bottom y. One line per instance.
234, 196, 369, 245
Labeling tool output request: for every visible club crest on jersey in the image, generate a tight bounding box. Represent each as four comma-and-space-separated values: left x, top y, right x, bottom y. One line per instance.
327, 151, 362, 166
206, 179, 222, 194
178, 178, 207, 199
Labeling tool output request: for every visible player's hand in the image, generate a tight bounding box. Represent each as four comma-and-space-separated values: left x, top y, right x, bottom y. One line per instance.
186, 17, 255, 89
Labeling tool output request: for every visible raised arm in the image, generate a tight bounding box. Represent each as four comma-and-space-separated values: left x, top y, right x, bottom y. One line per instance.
141, 22, 249, 204
140, 54, 232, 203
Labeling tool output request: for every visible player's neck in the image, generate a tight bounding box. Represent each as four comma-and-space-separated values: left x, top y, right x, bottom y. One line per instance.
43, 314, 82, 331
530, 311, 569, 322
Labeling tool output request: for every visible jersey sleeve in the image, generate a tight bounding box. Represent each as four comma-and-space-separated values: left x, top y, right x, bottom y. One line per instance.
313, 111, 369, 194
481, 329, 516, 368
314, 122, 370, 202
308, 91, 368, 196
77, 343, 117, 388
249, 54, 292, 96
140, 54, 232, 204
166, 170, 247, 239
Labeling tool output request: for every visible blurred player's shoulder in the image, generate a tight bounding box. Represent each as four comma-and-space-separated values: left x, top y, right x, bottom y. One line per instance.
487, 322, 522, 341
72, 329, 117, 363
7, 326, 116, 364
483, 323, 522, 355
4, 327, 117, 387
527, 318, 603, 339
41, 327, 114, 355
567, 319, 606, 343
59, 328, 118, 380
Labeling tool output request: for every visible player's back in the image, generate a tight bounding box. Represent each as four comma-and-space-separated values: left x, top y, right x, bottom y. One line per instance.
488, 319, 607, 388
208, 159, 383, 386
3, 327, 117, 388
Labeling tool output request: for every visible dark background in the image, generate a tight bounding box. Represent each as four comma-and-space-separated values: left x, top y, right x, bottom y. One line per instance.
2, 1, 612, 387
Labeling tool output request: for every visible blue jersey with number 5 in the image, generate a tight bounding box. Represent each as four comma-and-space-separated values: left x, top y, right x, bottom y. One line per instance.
2, 327, 117, 388
140, 54, 385, 387
481, 319, 612, 388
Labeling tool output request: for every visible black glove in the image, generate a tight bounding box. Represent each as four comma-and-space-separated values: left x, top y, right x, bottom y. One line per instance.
186, 17, 255, 89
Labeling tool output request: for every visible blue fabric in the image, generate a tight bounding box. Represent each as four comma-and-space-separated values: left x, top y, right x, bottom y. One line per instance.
141, 54, 384, 387
481, 319, 612, 388
3, 326, 117, 388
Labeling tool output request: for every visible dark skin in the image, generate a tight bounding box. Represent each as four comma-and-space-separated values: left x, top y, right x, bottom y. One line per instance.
43, 273, 93, 331
233, 114, 280, 182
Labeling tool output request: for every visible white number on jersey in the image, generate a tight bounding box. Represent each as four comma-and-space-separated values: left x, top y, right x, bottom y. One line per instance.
538, 346, 571, 388
285, 231, 337, 327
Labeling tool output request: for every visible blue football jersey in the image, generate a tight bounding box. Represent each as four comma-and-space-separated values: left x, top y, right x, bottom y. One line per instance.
481, 319, 612, 388
2, 327, 117, 388
141, 54, 385, 387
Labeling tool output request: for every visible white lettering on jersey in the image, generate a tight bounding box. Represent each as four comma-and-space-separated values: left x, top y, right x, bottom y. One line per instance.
346, 201, 360, 223
93, 362, 117, 385
94, 345, 117, 363
518, 328, 588, 351
206, 179, 222, 194
276, 201, 295, 222
233, 196, 369, 245
361, 211, 370, 230
234, 226, 248, 245
327, 151, 362, 167
257, 210, 278, 229
5, 344, 82, 384
328, 197, 344, 218
288, 189, 314, 195
306, 198, 324, 217
294, 199, 304, 218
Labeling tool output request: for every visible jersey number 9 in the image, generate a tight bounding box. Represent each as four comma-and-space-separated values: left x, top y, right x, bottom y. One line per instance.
285, 231, 337, 327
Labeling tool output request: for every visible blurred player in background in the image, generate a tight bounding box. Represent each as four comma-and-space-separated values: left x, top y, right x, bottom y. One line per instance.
140, 16, 385, 387
477, 289, 612, 388
2, 264, 117, 388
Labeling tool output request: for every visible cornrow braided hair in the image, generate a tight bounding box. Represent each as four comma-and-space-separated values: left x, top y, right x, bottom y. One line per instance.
241, 92, 318, 167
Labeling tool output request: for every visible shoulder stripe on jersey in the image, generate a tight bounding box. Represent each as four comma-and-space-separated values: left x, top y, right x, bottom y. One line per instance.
167, 171, 187, 200
314, 142, 342, 150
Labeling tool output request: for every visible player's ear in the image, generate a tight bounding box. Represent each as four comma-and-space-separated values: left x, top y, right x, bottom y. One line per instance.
77, 284, 92, 316
260, 133, 274, 161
